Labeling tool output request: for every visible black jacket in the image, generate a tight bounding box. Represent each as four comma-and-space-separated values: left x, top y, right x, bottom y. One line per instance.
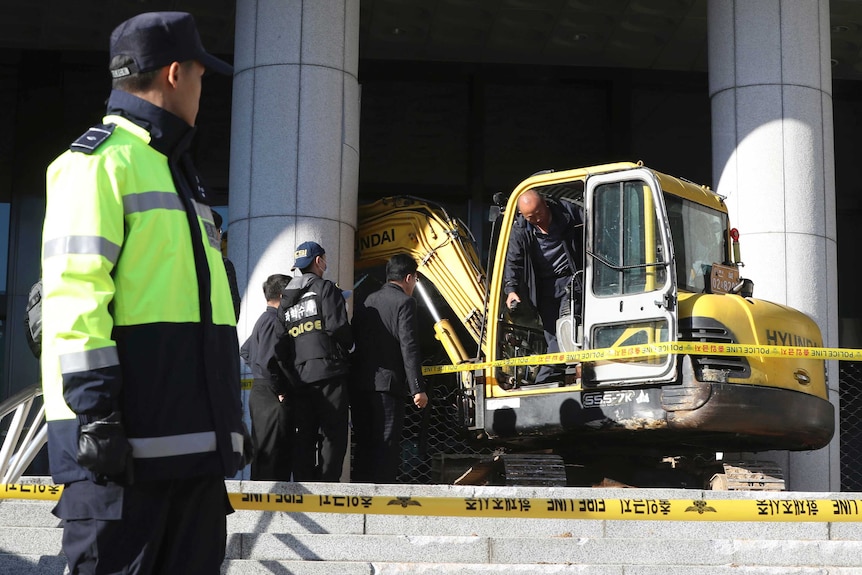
503, 197, 582, 304
353, 282, 425, 397
240, 306, 288, 394
224, 256, 241, 321
276, 273, 353, 384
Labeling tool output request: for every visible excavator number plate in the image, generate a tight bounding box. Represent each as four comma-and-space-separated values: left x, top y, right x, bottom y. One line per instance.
709, 263, 739, 294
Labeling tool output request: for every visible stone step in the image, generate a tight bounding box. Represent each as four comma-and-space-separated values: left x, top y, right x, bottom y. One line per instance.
225, 533, 862, 566
2, 556, 859, 575
0, 554, 66, 575
228, 565, 862, 575
5, 523, 862, 569
0, 527, 61, 556
0, 500, 59, 528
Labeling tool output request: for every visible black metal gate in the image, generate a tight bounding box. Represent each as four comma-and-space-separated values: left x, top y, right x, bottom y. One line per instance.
397, 375, 492, 484
840, 361, 862, 491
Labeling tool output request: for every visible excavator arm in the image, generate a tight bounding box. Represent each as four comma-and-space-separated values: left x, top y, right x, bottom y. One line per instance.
356, 196, 487, 364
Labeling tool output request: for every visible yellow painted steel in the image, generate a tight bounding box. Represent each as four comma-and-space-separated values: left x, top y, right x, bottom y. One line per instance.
2, 484, 861, 522
356, 197, 486, 353
433, 318, 471, 364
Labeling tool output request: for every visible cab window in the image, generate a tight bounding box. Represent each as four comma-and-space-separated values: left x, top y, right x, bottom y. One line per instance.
592, 180, 666, 296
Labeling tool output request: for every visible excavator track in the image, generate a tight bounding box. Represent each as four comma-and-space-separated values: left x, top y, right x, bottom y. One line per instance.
501, 454, 568, 486
454, 453, 568, 486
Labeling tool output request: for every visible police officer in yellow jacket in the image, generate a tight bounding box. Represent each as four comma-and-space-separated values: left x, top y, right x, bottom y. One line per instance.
41, 12, 248, 574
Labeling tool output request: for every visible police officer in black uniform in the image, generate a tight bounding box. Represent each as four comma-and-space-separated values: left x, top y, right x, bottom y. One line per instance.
273, 241, 353, 482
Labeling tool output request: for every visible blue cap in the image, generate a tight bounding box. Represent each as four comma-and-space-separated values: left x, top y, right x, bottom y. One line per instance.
292, 241, 325, 271
109, 12, 233, 79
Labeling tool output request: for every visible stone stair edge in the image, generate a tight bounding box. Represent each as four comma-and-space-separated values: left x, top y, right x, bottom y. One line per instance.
219, 561, 860, 575
228, 480, 858, 501
4, 558, 849, 575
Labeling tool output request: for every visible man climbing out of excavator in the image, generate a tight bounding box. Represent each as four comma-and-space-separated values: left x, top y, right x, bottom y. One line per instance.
502, 188, 582, 386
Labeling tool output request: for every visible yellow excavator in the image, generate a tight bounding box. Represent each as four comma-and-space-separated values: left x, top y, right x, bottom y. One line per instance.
354, 161, 834, 488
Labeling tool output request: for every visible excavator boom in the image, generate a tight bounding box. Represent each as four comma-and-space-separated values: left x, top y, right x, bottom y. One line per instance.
356, 196, 487, 361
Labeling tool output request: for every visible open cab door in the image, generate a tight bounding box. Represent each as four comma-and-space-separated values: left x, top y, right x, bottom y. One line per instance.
581, 168, 678, 386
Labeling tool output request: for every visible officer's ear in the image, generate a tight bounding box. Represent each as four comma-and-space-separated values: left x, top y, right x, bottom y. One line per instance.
315, 254, 327, 272
164, 62, 182, 89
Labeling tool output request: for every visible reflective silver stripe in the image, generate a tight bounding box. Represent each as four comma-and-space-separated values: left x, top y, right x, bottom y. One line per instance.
129, 431, 216, 459
193, 200, 212, 222
195, 201, 221, 250
123, 191, 184, 214
43, 236, 121, 264
231, 432, 244, 454
59, 347, 120, 374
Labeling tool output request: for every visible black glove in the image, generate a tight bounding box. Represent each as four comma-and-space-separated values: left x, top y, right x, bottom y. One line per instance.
77, 411, 134, 484
241, 422, 255, 467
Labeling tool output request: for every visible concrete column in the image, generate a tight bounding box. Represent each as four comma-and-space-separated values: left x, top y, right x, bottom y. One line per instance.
5, 52, 67, 398
230, 0, 360, 338
708, 0, 838, 491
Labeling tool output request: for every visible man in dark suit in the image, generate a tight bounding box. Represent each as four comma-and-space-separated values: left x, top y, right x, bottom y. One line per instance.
351, 254, 428, 483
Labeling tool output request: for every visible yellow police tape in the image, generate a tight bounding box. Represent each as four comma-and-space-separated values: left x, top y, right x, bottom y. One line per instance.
239, 341, 859, 388
3, 483, 862, 522
419, 341, 862, 376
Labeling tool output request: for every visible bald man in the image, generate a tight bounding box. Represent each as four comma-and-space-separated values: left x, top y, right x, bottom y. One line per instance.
503, 189, 582, 384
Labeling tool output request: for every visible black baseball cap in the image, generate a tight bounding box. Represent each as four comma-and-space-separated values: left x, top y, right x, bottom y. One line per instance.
292, 241, 326, 271
109, 11, 233, 79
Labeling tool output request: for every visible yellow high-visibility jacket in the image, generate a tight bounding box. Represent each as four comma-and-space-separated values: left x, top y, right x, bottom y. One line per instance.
42, 91, 245, 486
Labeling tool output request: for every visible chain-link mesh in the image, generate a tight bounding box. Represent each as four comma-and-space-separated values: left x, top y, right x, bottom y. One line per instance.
840, 361, 862, 491
396, 374, 493, 484
347, 373, 492, 485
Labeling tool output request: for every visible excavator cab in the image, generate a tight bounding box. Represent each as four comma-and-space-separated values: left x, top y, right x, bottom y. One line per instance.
489, 166, 679, 391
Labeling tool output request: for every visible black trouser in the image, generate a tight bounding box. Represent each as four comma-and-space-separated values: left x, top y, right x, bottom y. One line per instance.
60, 475, 231, 575
535, 276, 570, 383
292, 376, 348, 482
248, 379, 293, 481
351, 389, 405, 483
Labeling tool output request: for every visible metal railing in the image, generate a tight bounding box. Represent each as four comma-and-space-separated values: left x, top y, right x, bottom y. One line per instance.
0, 383, 47, 484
